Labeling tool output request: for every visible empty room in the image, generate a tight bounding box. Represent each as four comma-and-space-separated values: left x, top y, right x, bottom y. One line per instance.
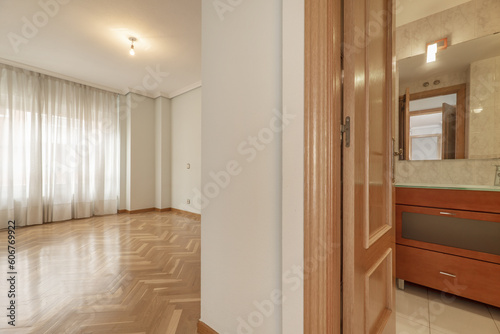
1, 1, 500, 334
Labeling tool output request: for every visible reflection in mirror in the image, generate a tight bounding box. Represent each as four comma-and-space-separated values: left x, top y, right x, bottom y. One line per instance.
395, 0, 500, 187
398, 33, 500, 161
399, 84, 466, 160
408, 95, 454, 161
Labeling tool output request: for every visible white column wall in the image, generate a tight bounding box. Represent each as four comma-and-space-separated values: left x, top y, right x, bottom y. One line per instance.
171, 87, 202, 214
201, 0, 284, 333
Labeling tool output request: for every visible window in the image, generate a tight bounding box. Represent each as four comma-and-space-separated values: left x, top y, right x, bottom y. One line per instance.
0, 64, 120, 227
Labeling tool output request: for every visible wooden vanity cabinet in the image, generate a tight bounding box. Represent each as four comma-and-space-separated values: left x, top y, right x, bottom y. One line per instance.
396, 187, 500, 308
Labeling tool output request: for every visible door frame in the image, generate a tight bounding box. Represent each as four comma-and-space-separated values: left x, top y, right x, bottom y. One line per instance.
304, 0, 343, 333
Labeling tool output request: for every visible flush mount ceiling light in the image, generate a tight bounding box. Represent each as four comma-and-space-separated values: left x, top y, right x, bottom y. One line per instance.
426, 38, 448, 63
426, 43, 438, 63
129, 37, 137, 56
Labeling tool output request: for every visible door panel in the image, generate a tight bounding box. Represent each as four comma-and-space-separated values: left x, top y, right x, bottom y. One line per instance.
442, 102, 457, 159
366, 249, 393, 333
343, 0, 396, 332
366, 0, 391, 246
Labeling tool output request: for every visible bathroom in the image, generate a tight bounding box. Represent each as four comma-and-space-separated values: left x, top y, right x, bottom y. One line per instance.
394, 1, 500, 332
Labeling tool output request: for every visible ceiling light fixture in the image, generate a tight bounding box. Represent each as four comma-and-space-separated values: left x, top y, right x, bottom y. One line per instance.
129, 37, 137, 56
426, 43, 437, 63
426, 38, 448, 63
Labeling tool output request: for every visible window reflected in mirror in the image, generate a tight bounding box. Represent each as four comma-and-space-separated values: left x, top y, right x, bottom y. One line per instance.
399, 85, 466, 160
409, 112, 443, 161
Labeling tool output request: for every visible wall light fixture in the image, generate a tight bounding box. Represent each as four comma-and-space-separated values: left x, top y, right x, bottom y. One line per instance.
426, 38, 448, 63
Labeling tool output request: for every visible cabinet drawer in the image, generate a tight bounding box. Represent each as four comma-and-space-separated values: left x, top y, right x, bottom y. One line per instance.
395, 187, 500, 214
396, 205, 500, 264
396, 245, 500, 308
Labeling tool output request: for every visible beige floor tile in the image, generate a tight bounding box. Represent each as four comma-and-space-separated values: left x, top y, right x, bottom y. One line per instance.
396, 282, 430, 326
427, 290, 498, 334
429, 328, 451, 334
397, 315, 430, 334
430, 325, 499, 334
488, 306, 500, 332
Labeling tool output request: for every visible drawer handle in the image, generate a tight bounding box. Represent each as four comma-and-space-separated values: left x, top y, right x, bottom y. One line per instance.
439, 271, 457, 278
439, 212, 456, 216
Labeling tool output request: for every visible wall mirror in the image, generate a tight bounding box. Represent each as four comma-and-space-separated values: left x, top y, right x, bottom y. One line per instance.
396, 2, 500, 161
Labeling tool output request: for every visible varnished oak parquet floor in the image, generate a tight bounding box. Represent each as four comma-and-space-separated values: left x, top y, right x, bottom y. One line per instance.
0, 212, 200, 334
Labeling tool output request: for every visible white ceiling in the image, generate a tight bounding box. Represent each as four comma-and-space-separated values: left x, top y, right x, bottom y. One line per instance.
0, 0, 201, 98
396, 0, 471, 27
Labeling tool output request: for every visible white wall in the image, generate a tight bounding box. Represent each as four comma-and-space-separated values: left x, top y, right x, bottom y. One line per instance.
120, 91, 201, 213
171, 87, 202, 214
201, 1, 284, 333
155, 97, 172, 210
119, 95, 129, 211
127, 93, 156, 211
282, 0, 304, 332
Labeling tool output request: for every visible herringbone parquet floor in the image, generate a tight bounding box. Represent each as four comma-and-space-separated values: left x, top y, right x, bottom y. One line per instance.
0, 211, 200, 334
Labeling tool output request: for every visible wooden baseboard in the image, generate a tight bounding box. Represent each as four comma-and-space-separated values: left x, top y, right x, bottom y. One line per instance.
118, 207, 200, 220
171, 208, 201, 220
197, 321, 218, 334
118, 208, 156, 214
119, 208, 169, 214
155, 208, 172, 212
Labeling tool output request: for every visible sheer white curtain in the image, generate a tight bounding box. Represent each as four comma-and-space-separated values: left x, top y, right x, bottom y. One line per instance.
0, 64, 119, 228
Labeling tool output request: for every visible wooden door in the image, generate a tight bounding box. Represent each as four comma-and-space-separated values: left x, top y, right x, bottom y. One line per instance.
442, 103, 457, 159
343, 0, 396, 333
